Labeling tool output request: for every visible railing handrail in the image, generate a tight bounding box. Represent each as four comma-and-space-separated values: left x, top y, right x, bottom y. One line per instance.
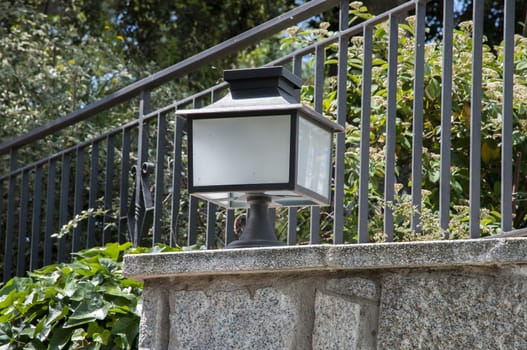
0, 0, 337, 156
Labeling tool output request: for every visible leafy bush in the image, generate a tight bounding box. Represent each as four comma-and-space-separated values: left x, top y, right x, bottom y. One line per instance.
0, 243, 179, 349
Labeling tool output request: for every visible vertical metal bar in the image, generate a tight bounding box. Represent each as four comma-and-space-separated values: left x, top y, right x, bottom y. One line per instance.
287, 56, 303, 245
358, 26, 373, 243
72, 147, 84, 253
16, 170, 30, 277
103, 134, 115, 244
470, 0, 484, 238
293, 55, 303, 79
384, 14, 399, 242
211, 89, 221, 103
58, 153, 71, 263
0, 181, 4, 273
87, 142, 99, 248
187, 195, 198, 246
268, 207, 276, 242
44, 158, 56, 266
30, 165, 43, 272
501, 0, 515, 233
225, 209, 235, 245
310, 209, 321, 244
288, 207, 298, 245
411, 0, 427, 234
187, 196, 199, 246
170, 116, 184, 246
310, 44, 325, 242
439, 0, 454, 238
314, 45, 325, 113
4, 151, 17, 281
206, 202, 217, 248
153, 112, 166, 244
207, 90, 221, 248
187, 98, 202, 248
119, 128, 131, 243
133, 90, 151, 246
333, 0, 349, 244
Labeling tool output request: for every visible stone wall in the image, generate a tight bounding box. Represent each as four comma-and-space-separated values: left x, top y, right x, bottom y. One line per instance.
124, 238, 527, 349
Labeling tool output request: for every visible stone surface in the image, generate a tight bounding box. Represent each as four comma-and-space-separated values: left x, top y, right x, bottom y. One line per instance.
377, 268, 527, 349
312, 291, 360, 350
326, 277, 378, 300
168, 286, 297, 349
124, 238, 527, 280
138, 286, 169, 350
124, 239, 527, 349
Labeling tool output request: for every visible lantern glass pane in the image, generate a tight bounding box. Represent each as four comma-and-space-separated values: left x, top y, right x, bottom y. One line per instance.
192, 115, 291, 187
297, 116, 332, 198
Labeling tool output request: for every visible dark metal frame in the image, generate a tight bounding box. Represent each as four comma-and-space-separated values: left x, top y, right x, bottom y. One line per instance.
187, 111, 298, 194
0, 0, 523, 281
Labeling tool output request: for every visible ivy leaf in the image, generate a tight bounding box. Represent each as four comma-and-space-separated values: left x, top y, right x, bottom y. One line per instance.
64, 301, 110, 328
48, 328, 74, 349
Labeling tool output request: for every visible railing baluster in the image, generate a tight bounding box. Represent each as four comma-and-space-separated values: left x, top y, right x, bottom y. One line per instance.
384, 14, 399, 242
58, 153, 71, 262
0, 181, 4, 274
310, 44, 325, 243
206, 202, 217, 248
225, 209, 235, 245
134, 90, 151, 246
268, 207, 276, 242
103, 134, 115, 244
119, 128, 131, 243
314, 46, 325, 113
333, 0, 349, 244
171, 116, 184, 246
16, 170, 30, 276
358, 26, 373, 243
87, 142, 99, 248
203, 92, 221, 248
187, 99, 202, 247
470, 0, 484, 238
72, 147, 85, 252
439, 0, 454, 238
293, 55, 303, 79
501, 0, 515, 233
187, 196, 199, 246
30, 165, 43, 271
44, 158, 56, 266
153, 112, 166, 244
287, 55, 303, 244
288, 207, 298, 245
411, 0, 426, 235
4, 151, 17, 281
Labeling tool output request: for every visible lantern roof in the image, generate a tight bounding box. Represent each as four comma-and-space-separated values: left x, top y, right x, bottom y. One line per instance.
176, 66, 344, 133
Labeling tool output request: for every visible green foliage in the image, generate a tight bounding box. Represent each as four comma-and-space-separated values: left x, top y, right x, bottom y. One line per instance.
52, 208, 107, 240
282, 4, 527, 242
0, 243, 180, 349
0, 1, 142, 142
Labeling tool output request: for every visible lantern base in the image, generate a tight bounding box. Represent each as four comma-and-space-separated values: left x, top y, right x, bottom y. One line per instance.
225, 193, 284, 248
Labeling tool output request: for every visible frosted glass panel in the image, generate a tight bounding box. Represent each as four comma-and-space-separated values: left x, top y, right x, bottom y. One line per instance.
297, 116, 331, 198
192, 115, 291, 186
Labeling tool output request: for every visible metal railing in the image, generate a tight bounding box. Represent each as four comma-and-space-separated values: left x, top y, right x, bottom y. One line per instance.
1, 0, 524, 282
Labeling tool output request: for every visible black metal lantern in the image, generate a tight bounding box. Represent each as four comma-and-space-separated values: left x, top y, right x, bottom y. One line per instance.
177, 67, 343, 247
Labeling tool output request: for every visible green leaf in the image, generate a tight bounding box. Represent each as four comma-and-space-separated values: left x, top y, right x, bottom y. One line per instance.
49, 328, 74, 350
111, 316, 139, 345
23, 339, 46, 350
425, 77, 441, 100
64, 300, 109, 328
71, 328, 86, 342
